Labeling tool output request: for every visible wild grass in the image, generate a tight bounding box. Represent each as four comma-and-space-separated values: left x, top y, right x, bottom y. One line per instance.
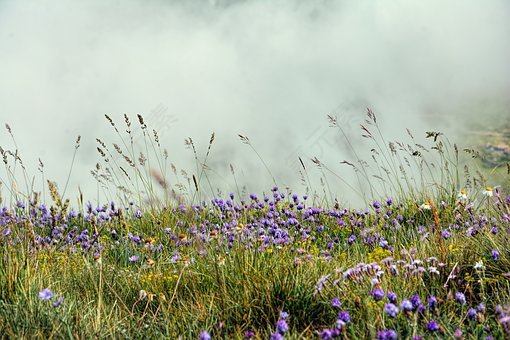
0, 110, 510, 339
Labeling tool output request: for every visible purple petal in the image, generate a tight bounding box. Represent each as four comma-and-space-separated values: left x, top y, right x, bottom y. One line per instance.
53, 296, 64, 308
38, 288, 55, 301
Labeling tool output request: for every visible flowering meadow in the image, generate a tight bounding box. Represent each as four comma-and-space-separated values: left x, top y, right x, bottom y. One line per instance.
1, 113, 510, 339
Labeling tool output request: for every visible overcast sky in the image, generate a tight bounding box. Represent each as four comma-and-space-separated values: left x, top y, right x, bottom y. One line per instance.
0, 0, 509, 206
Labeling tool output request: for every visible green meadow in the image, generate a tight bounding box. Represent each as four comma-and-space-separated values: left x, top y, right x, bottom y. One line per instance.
1, 112, 509, 339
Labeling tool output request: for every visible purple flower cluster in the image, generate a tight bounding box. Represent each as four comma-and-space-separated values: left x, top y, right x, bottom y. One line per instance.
371, 288, 385, 301
377, 330, 397, 340
455, 292, 466, 305
384, 303, 399, 318
199, 331, 211, 340
319, 311, 351, 339
331, 297, 341, 308
426, 320, 439, 332
271, 310, 289, 339
428, 296, 438, 311
387, 291, 397, 303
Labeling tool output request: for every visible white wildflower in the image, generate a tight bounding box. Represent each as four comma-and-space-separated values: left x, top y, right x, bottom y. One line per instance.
419, 202, 431, 210
428, 266, 440, 275
482, 187, 494, 197
474, 260, 485, 270
458, 189, 468, 202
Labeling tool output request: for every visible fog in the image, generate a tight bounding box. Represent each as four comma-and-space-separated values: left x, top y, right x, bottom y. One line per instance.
0, 0, 509, 206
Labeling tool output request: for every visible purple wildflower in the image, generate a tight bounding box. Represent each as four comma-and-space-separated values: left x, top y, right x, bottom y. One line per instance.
132, 235, 141, 244
338, 311, 350, 323
319, 329, 332, 339
477, 303, 486, 313
455, 292, 466, 305
400, 300, 413, 312
496, 305, 505, 318
492, 249, 499, 260
245, 331, 255, 339
276, 319, 288, 334
428, 296, 438, 311
1, 227, 11, 237
426, 321, 439, 332
53, 296, 64, 308
467, 308, 477, 320
335, 319, 346, 329
270, 333, 283, 340
371, 288, 385, 301
331, 297, 341, 308
387, 291, 397, 303
38, 288, 55, 301
410, 295, 422, 310
128, 255, 140, 263
199, 331, 211, 340
440, 229, 451, 239
320, 328, 340, 339
384, 303, 399, 318
499, 316, 510, 327
377, 330, 397, 340
279, 311, 289, 319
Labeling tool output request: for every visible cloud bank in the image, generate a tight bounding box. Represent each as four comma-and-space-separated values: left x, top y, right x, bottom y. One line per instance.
0, 0, 509, 205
